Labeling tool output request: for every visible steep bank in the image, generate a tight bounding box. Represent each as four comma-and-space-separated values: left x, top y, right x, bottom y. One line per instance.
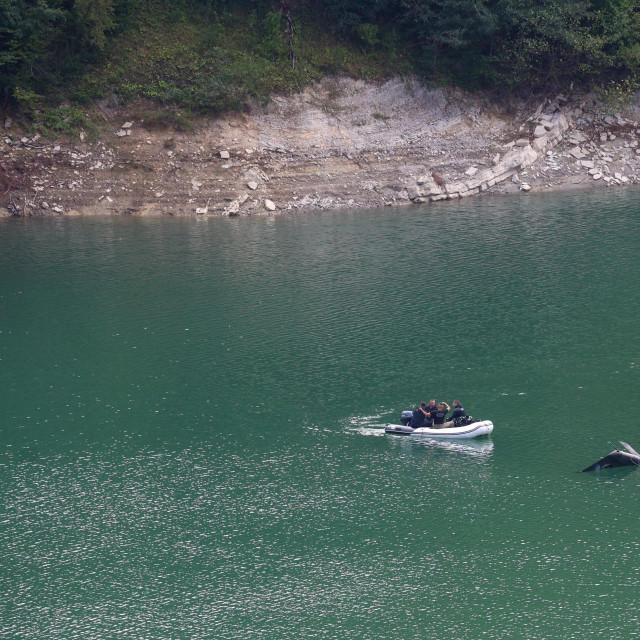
3, 78, 640, 217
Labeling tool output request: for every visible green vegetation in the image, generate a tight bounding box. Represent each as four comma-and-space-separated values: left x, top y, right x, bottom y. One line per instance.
2, 0, 640, 126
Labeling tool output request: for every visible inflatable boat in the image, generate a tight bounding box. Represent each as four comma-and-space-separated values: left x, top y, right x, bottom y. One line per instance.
385, 411, 493, 439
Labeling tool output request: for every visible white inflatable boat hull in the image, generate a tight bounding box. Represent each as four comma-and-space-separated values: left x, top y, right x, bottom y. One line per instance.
385, 420, 493, 439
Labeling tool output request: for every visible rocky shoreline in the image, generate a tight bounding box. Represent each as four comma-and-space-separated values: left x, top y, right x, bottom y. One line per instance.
2, 78, 640, 218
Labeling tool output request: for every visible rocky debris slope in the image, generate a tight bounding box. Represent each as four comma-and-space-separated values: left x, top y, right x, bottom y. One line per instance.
2, 79, 640, 218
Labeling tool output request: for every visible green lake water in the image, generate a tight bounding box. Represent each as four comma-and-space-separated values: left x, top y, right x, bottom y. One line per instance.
1, 189, 639, 639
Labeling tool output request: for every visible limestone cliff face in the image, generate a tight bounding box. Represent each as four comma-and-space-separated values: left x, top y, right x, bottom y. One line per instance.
2, 79, 640, 217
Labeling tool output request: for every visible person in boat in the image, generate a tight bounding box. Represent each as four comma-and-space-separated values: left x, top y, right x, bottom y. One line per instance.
425, 399, 438, 415
410, 402, 433, 428
449, 400, 466, 422
430, 401, 452, 428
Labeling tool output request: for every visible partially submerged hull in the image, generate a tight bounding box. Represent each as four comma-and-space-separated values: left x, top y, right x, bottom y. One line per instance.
582, 442, 640, 472
385, 420, 493, 439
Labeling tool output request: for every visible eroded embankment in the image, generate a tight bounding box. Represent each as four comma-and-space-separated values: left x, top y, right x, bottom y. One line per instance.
3, 78, 640, 217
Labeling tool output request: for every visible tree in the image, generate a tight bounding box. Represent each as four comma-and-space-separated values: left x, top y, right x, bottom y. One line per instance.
73, 0, 114, 51
0, 0, 66, 106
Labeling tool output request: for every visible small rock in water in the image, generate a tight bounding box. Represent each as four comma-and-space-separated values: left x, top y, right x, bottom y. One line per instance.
520, 184, 531, 192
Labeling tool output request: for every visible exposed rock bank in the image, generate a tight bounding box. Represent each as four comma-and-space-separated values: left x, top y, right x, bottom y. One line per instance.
3, 78, 640, 218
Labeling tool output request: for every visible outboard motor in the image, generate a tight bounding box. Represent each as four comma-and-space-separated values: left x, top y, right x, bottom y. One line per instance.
400, 410, 413, 426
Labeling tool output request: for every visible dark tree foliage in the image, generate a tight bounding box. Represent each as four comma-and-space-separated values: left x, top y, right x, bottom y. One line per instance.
1, 0, 640, 112
0, 0, 65, 105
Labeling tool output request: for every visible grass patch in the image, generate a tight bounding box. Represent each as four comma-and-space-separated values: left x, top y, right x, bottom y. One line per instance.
141, 109, 193, 131
28, 107, 101, 140
69, 9, 409, 115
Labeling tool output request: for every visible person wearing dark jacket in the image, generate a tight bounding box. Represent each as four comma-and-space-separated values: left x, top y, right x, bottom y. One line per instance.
449, 400, 466, 422
410, 402, 432, 428
430, 402, 452, 428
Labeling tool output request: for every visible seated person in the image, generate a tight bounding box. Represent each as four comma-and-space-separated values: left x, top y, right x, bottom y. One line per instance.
430, 401, 452, 428
449, 400, 466, 421
425, 399, 438, 415
410, 402, 433, 428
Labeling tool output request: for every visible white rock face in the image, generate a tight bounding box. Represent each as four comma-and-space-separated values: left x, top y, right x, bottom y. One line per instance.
247, 181, 258, 190
219, 150, 230, 159
534, 125, 547, 137
465, 167, 478, 176
122, 122, 133, 129
264, 199, 276, 211
580, 160, 595, 169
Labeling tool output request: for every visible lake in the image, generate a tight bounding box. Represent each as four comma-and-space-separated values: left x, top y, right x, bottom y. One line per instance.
1, 189, 639, 640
